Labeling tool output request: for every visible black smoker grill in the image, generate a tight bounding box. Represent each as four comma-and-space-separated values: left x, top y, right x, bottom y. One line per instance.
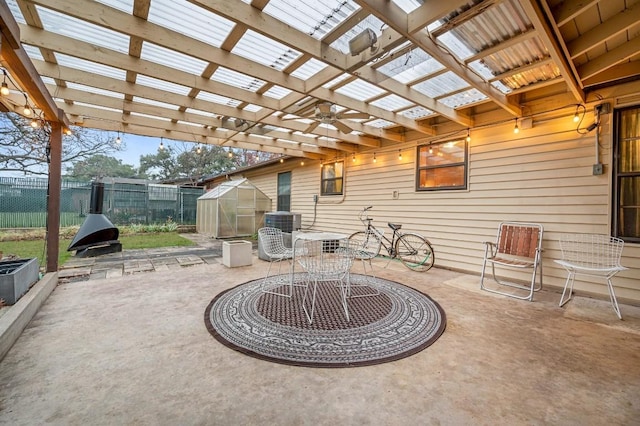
67, 182, 122, 257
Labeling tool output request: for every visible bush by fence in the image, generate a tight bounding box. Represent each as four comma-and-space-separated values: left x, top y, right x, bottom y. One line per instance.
0, 176, 203, 229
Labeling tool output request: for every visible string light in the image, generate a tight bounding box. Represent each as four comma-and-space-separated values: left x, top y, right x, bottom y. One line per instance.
159, 138, 164, 151
513, 118, 519, 134
280, 158, 284, 163
30, 118, 39, 128
196, 144, 202, 154
398, 149, 402, 160
428, 145, 433, 154
352, 153, 356, 163
300, 160, 305, 166
373, 152, 377, 163
64, 128, 72, 135
1, 70, 9, 96
227, 150, 233, 158
115, 131, 121, 144
466, 129, 471, 142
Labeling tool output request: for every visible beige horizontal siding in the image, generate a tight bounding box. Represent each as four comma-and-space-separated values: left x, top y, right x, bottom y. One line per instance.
215, 112, 639, 304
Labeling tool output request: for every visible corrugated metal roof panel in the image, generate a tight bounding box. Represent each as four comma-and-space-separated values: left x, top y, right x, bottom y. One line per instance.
148, 0, 234, 48
211, 67, 265, 93
232, 30, 302, 71
37, 5, 130, 54
263, 0, 359, 39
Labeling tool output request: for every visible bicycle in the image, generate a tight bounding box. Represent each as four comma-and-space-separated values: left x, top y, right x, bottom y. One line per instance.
349, 206, 435, 272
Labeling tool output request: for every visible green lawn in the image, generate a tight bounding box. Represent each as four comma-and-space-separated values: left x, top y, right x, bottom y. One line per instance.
1, 233, 195, 268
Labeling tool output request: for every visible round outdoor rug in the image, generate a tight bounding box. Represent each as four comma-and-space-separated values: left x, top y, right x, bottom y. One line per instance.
204, 274, 446, 368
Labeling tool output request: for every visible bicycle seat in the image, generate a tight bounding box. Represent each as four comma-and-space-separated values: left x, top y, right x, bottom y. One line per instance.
388, 223, 402, 231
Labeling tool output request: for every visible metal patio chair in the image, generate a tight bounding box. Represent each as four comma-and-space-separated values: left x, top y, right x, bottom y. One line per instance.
258, 227, 295, 298
297, 239, 356, 324
345, 228, 383, 298
480, 222, 544, 301
555, 233, 628, 319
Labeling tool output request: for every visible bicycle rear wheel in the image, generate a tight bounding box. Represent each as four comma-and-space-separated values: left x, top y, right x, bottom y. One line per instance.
394, 233, 434, 271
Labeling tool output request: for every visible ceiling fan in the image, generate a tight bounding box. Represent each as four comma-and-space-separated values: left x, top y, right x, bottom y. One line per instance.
283, 102, 370, 134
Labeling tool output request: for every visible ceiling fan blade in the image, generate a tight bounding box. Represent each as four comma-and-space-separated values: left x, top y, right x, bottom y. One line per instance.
333, 120, 353, 134
304, 121, 321, 133
338, 112, 370, 120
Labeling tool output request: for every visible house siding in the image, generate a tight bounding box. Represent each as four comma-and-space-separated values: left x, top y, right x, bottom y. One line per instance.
206, 111, 639, 304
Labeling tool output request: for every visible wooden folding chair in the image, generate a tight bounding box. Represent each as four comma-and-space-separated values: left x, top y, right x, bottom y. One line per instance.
480, 222, 544, 301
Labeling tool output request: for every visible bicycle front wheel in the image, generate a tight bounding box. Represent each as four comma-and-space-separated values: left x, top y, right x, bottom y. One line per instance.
394, 233, 435, 272
348, 231, 382, 259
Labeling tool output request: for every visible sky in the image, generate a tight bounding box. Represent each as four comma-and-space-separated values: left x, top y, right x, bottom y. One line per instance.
112, 132, 192, 168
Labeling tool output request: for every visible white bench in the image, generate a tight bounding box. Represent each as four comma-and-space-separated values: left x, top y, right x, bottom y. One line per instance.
555, 233, 628, 319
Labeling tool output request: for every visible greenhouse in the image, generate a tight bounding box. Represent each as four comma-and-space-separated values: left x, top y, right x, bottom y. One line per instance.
196, 178, 271, 238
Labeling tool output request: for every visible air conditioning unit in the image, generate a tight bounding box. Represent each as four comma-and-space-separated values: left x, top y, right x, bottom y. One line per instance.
264, 212, 301, 233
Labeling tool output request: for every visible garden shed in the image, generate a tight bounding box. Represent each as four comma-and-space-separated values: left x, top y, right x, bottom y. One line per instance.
196, 178, 271, 238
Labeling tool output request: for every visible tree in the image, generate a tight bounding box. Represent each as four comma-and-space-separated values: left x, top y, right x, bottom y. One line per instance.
0, 112, 124, 175
66, 154, 142, 180
138, 143, 275, 182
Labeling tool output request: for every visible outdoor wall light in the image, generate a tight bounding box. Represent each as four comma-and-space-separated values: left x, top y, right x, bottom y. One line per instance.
349, 28, 378, 56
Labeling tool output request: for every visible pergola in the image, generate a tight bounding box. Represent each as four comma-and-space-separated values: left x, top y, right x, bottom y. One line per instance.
1, 0, 639, 271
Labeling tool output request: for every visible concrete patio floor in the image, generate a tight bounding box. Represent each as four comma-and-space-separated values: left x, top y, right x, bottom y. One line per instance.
1, 248, 639, 425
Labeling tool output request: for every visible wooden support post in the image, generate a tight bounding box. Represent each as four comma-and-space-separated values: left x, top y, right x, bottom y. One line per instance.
46, 122, 62, 272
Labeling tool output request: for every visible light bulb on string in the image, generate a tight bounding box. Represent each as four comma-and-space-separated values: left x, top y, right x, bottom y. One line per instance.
280, 158, 284, 163
466, 129, 471, 142
373, 152, 377, 163
227, 150, 233, 158
428, 145, 433, 154
64, 128, 72, 136
398, 149, 402, 160
196, 144, 202, 154
352, 153, 356, 163
159, 138, 164, 151
115, 131, 121, 144
513, 118, 520, 134
30, 118, 39, 128
573, 105, 581, 123
1, 70, 9, 96
300, 160, 305, 166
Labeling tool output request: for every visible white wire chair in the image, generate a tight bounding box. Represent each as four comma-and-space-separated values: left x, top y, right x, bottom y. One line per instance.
258, 227, 295, 298
347, 228, 383, 297
297, 239, 356, 324
555, 233, 628, 319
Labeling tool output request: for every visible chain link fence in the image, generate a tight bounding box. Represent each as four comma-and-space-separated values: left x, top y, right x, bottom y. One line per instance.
0, 176, 203, 228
